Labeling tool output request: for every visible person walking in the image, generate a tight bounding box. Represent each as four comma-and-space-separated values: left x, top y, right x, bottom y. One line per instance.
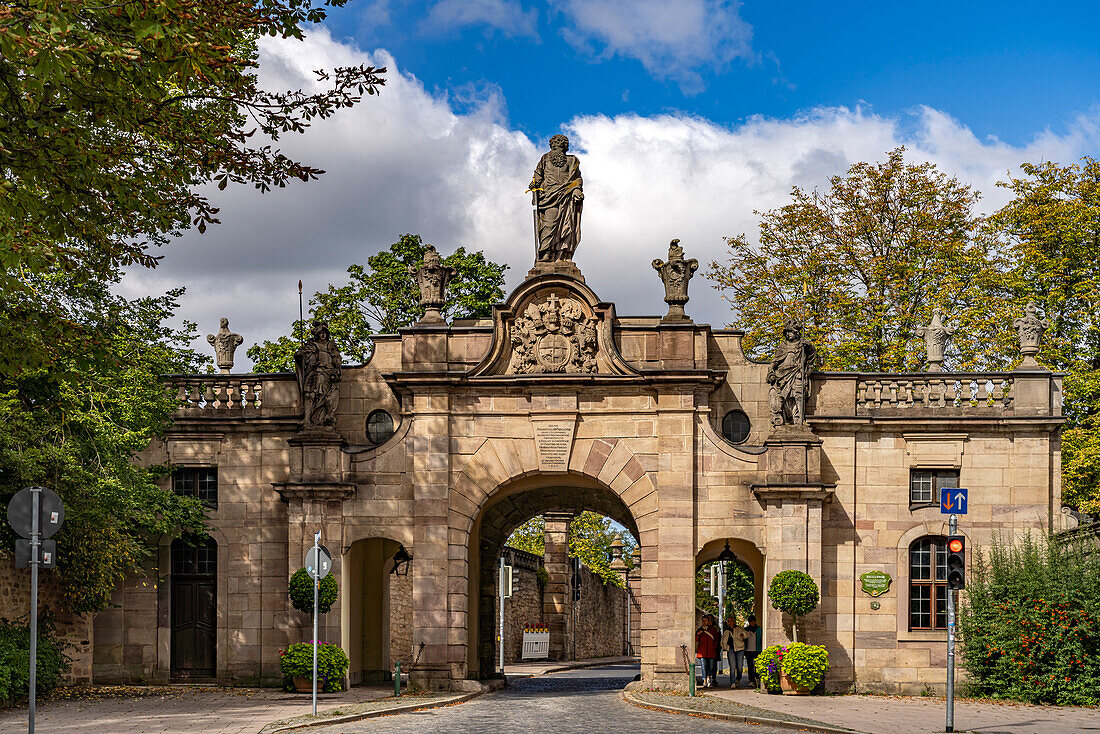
721, 615, 749, 687
695, 614, 721, 688
744, 614, 762, 688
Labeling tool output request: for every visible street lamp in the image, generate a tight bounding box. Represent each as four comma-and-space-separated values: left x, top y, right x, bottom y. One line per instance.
390, 545, 412, 577
716, 542, 735, 632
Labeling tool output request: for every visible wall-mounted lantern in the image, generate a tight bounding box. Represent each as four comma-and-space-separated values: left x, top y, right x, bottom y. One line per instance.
390, 545, 412, 577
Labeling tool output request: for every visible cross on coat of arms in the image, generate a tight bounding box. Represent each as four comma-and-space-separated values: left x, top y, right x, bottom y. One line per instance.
508, 293, 598, 374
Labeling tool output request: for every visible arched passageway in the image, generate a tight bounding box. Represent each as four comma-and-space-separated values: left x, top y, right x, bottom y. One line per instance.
466, 474, 639, 680
341, 536, 406, 683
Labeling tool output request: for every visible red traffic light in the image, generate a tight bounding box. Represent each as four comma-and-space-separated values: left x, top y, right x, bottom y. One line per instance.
948, 538, 964, 553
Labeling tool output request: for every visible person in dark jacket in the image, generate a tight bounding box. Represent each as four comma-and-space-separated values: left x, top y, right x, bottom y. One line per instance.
695, 614, 721, 688
743, 615, 762, 688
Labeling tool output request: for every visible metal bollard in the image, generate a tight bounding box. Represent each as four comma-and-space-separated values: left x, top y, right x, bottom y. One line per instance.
394, 661, 402, 697
688, 661, 697, 697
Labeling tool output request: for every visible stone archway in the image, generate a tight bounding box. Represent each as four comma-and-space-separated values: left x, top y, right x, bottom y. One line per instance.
463, 473, 641, 680
342, 536, 404, 683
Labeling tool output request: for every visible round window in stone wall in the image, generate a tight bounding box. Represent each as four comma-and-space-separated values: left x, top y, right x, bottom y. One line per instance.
721, 410, 751, 444
366, 409, 395, 445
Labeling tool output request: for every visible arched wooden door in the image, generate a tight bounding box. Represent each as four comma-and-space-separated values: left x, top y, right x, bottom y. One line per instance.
171, 536, 217, 678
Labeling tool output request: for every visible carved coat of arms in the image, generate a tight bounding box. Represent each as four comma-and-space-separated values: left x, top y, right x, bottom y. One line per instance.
508, 293, 598, 374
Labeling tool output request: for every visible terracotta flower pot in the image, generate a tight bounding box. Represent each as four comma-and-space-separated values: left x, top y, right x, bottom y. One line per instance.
292, 676, 314, 693
779, 671, 812, 695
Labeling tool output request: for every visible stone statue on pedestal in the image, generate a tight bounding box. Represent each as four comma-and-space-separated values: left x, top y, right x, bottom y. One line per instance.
652, 239, 699, 322
529, 134, 583, 263
207, 317, 243, 374
768, 320, 816, 427
409, 245, 457, 324
916, 309, 954, 372
1013, 301, 1049, 369
294, 320, 343, 431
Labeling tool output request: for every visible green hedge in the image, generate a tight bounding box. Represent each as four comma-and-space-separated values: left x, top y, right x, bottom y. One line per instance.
289, 568, 338, 615
279, 642, 348, 693
0, 617, 70, 703
959, 533, 1100, 705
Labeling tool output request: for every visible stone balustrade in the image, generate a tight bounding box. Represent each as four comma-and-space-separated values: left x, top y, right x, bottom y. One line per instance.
856, 373, 1015, 414
164, 374, 298, 414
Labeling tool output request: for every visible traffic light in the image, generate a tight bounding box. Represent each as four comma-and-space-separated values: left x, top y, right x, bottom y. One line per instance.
946, 535, 965, 590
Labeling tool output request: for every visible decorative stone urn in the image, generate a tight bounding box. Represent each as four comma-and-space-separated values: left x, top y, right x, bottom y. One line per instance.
409, 245, 457, 324
1013, 301, 1050, 369
916, 309, 954, 372
651, 239, 698, 322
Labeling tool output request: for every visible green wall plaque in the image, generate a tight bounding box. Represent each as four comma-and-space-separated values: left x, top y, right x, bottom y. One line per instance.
860, 570, 892, 597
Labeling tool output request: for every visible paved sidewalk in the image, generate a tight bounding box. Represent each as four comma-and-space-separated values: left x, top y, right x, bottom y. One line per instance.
705, 687, 1100, 734
0, 683, 399, 734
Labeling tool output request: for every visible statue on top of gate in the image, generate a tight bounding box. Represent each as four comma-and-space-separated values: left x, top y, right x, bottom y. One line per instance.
528, 134, 584, 263
294, 320, 343, 433
768, 319, 816, 427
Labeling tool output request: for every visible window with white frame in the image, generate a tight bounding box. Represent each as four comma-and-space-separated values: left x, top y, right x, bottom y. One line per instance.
909, 469, 958, 507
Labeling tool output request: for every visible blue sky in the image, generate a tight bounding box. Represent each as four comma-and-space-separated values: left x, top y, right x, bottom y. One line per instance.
324, 1, 1100, 148
127, 1, 1100, 365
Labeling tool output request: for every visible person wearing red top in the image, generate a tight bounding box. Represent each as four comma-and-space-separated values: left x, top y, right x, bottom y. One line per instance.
695, 614, 721, 688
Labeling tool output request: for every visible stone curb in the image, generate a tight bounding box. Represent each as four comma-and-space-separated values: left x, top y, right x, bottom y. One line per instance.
620, 690, 866, 734
507, 656, 640, 679
263, 692, 478, 733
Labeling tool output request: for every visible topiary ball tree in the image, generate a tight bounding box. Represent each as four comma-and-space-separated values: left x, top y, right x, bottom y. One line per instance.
768, 570, 819, 642
289, 568, 338, 615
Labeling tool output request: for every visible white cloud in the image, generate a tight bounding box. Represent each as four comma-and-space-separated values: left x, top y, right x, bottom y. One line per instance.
558, 0, 754, 94
422, 0, 538, 38
121, 30, 1100, 370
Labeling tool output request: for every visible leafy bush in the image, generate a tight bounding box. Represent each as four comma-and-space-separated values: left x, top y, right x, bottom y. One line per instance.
781, 642, 829, 691
959, 533, 1100, 705
279, 642, 348, 693
769, 571, 819, 641
755, 644, 784, 693
0, 616, 70, 703
289, 569, 338, 615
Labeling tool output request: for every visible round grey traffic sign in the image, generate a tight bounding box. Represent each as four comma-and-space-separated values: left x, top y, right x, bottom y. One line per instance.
7, 486, 65, 539
304, 544, 333, 580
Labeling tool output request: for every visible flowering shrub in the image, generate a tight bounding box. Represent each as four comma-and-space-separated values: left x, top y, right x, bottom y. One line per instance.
755, 645, 785, 693
781, 642, 829, 691
289, 568, 338, 615
279, 642, 348, 692
959, 533, 1100, 705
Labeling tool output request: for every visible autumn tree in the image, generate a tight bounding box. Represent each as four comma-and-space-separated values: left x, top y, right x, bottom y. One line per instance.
248, 234, 508, 371
707, 148, 1006, 371
991, 158, 1100, 512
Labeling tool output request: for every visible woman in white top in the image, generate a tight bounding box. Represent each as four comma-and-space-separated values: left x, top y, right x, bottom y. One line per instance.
720, 616, 749, 688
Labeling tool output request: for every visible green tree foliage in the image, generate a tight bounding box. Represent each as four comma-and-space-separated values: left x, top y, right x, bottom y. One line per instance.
959, 533, 1100, 705
0, 0, 385, 379
288, 568, 338, 615
504, 511, 635, 587
768, 570, 819, 642
695, 559, 755, 623
707, 148, 1005, 371
248, 234, 508, 371
990, 158, 1100, 513
0, 286, 209, 614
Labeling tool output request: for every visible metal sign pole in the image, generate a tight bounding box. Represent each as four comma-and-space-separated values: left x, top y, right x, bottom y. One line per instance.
946, 513, 957, 733
312, 530, 320, 717
28, 487, 39, 734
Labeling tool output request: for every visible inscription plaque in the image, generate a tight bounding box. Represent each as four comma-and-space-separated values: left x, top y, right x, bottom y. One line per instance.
533, 417, 576, 471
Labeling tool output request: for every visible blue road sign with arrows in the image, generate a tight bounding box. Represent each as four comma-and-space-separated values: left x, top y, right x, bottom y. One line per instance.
941, 487, 968, 515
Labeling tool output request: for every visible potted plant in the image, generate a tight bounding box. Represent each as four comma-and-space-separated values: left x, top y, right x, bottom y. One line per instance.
289, 568, 338, 615
755, 644, 785, 693
279, 642, 349, 693
778, 642, 829, 695
768, 570, 819, 642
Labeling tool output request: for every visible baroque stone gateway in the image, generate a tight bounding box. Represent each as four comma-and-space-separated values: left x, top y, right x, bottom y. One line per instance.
90, 146, 1066, 697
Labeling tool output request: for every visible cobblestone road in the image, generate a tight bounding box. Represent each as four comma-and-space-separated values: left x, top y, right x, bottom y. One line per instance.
319, 664, 787, 734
